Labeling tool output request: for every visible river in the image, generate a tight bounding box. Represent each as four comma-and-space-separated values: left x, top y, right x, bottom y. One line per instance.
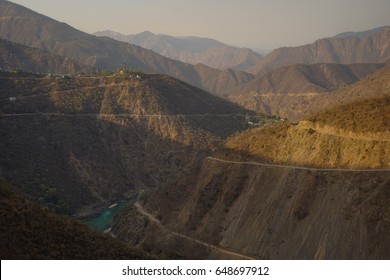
84, 201, 128, 231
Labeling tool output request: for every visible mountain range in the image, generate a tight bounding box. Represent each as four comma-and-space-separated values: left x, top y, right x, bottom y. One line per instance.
0, 0, 389, 261
332, 26, 388, 39
228, 62, 386, 96
94, 30, 263, 71
1, 0, 389, 100
0, 0, 253, 95
230, 64, 390, 121
248, 26, 390, 76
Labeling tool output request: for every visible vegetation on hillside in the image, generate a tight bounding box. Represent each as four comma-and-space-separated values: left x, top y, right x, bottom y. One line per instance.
311, 96, 390, 134
225, 96, 390, 168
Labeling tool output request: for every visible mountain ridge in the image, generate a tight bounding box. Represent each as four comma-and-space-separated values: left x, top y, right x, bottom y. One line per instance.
230, 64, 390, 121
0, 0, 252, 95
333, 26, 389, 39
248, 26, 390, 76
1, 0, 389, 261
229, 62, 386, 96
0, 38, 94, 74
93, 30, 263, 71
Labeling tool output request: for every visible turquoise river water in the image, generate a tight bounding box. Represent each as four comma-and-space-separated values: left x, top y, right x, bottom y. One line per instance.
84, 201, 128, 231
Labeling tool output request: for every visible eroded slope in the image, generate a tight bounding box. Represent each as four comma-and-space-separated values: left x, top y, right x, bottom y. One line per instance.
112, 97, 390, 259
226, 97, 390, 169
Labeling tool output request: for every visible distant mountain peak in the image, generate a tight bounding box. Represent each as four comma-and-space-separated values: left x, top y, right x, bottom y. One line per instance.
0, 1, 254, 96
93, 30, 263, 71
333, 26, 390, 39
248, 26, 390, 76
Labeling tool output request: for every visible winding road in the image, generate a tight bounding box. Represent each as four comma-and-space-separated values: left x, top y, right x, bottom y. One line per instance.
134, 202, 256, 260
0, 112, 248, 118
207, 157, 390, 172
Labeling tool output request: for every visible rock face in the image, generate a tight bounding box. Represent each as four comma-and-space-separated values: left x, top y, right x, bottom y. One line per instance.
0, 73, 249, 215
112, 96, 390, 260
94, 30, 263, 71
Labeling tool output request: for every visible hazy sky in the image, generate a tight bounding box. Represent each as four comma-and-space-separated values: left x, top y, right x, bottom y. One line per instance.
9, 0, 390, 50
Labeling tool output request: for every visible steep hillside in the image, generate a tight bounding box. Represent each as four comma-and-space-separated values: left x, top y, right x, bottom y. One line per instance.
194, 64, 254, 96
0, 72, 250, 215
0, 0, 183, 72
94, 30, 263, 71
112, 97, 390, 259
0, 0, 253, 95
123, 156, 390, 259
0, 182, 152, 259
229, 63, 385, 96
226, 96, 390, 169
248, 26, 390, 76
230, 64, 390, 121
0, 38, 93, 74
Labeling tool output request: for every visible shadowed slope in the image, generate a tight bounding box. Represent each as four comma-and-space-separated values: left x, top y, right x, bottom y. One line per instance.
0, 73, 250, 215
0, 182, 152, 259
112, 96, 390, 259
